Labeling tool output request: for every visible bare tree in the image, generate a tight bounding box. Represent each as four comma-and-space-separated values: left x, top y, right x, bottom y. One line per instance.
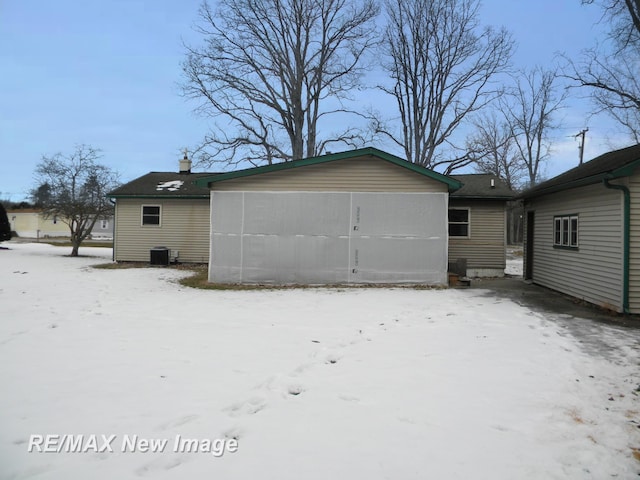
182, 0, 379, 168
378, 0, 513, 172
564, 0, 640, 140
32, 145, 119, 256
468, 113, 526, 191
502, 67, 568, 187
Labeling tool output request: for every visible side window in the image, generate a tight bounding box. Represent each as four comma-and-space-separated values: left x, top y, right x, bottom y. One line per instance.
553, 214, 578, 248
142, 205, 161, 226
448, 208, 469, 237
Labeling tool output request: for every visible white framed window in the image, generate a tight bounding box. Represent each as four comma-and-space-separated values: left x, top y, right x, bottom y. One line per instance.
553, 214, 578, 248
142, 205, 161, 226
448, 208, 470, 237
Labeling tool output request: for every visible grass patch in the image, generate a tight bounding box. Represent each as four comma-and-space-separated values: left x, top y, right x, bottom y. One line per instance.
42, 241, 113, 248
93, 261, 148, 270
632, 447, 640, 462
91, 261, 444, 291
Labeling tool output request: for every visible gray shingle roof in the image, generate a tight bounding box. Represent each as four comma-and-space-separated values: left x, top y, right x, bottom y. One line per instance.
450, 174, 513, 199
108, 172, 217, 198
520, 144, 640, 199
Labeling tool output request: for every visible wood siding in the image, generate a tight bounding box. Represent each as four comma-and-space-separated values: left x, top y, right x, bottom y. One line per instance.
525, 183, 623, 311
114, 198, 210, 263
627, 173, 640, 313
211, 156, 449, 193
448, 200, 506, 271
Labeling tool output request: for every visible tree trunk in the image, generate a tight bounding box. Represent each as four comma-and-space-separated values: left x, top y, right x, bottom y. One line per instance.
70, 241, 80, 257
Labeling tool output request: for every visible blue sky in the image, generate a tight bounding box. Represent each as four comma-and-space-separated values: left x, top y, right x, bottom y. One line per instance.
0, 0, 631, 201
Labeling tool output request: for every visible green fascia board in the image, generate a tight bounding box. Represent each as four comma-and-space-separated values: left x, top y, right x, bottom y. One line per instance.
452, 195, 513, 200
609, 157, 640, 179
520, 157, 640, 200
108, 194, 210, 199
520, 174, 615, 199
194, 147, 463, 191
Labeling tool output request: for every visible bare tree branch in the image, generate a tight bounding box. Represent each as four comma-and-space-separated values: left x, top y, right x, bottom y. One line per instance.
566, 0, 640, 139
378, 0, 513, 170
182, 0, 379, 169
502, 67, 568, 186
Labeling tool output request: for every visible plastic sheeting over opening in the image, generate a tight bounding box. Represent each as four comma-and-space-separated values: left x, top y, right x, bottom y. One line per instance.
209, 191, 448, 284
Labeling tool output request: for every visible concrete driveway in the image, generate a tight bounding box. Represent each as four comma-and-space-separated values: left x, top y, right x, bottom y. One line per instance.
471, 276, 640, 362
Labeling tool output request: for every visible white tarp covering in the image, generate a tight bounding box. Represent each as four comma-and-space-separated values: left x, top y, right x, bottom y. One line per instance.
209, 191, 448, 284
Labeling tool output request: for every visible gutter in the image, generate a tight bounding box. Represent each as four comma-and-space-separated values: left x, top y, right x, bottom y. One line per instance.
603, 177, 630, 314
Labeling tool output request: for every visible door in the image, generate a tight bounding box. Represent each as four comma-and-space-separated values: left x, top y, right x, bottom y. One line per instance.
525, 211, 534, 280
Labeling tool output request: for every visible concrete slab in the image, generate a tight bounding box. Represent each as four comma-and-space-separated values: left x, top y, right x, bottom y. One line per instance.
472, 276, 640, 329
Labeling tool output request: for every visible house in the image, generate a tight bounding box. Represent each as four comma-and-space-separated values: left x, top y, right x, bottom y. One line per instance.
6, 209, 114, 239
520, 144, 640, 314
192, 148, 511, 285
109, 148, 513, 284
449, 174, 513, 277
107, 155, 214, 263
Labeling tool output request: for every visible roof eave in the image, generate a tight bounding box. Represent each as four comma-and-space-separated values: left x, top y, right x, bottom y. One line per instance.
520, 155, 640, 200
519, 174, 607, 200
451, 195, 513, 200
108, 194, 210, 199
194, 148, 463, 191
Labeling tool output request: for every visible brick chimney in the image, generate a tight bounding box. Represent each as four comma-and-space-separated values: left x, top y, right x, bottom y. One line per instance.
179, 149, 192, 174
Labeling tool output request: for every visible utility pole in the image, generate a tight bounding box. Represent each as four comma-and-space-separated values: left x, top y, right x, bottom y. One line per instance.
575, 128, 588, 165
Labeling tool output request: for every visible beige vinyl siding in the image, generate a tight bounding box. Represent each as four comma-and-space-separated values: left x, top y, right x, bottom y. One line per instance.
448, 200, 506, 271
114, 198, 210, 263
211, 156, 448, 193
526, 183, 623, 311
627, 173, 640, 313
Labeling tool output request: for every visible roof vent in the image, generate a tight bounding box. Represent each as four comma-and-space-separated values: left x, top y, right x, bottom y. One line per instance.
490, 178, 495, 188
179, 149, 192, 174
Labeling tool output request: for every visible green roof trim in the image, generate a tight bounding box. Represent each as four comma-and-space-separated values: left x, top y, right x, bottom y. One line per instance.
108, 194, 210, 199
519, 144, 640, 200
609, 157, 640, 179
194, 147, 463, 191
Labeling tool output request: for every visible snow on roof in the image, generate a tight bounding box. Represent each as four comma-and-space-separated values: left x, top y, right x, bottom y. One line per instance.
156, 180, 184, 192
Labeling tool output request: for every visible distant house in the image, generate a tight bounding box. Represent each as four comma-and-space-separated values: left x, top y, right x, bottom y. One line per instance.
520, 144, 640, 314
449, 174, 514, 277
107, 155, 214, 263
6, 209, 114, 239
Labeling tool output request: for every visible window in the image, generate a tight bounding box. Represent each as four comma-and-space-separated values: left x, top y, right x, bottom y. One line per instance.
448, 208, 469, 237
100, 219, 109, 229
553, 214, 578, 248
142, 205, 161, 226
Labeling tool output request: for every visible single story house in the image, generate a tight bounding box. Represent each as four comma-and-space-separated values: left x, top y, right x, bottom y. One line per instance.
109, 148, 513, 285
449, 174, 513, 277
520, 143, 640, 314
107, 155, 213, 263
7, 209, 114, 239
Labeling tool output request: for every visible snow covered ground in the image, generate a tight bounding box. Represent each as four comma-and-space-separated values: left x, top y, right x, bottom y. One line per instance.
1, 243, 639, 479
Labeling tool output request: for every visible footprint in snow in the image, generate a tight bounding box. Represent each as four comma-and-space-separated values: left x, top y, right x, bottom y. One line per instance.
224, 396, 267, 417
325, 354, 341, 365
155, 414, 199, 432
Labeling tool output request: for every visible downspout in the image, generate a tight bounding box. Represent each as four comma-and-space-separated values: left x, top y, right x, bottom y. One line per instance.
603, 177, 630, 314
109, 198, 116, 262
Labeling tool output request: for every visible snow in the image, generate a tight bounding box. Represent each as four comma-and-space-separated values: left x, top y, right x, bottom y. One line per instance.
1, 242, 639, 479
506, 246, 524, 277
156, 180, 184, 192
